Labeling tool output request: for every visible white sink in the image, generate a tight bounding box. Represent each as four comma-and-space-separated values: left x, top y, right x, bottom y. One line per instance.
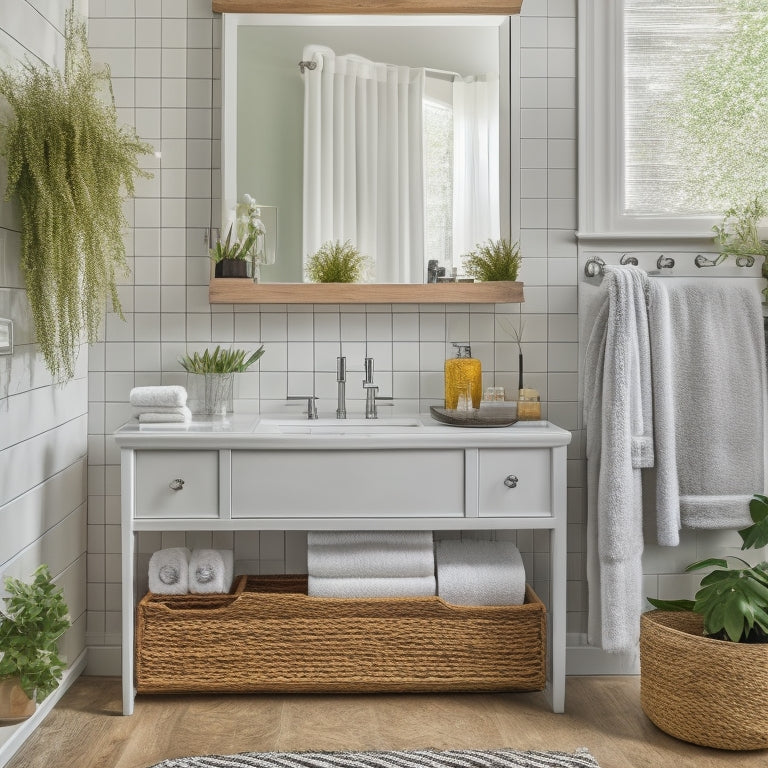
257, 417, 422, 434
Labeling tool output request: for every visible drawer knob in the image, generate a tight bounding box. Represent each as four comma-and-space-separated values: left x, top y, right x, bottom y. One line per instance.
169, 478, 185, 491
503, 475, 518, 489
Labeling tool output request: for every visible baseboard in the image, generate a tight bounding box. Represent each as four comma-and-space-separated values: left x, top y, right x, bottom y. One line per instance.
85, 645, 121, 677
0, 648, 87, 768
566, 633, 640, 675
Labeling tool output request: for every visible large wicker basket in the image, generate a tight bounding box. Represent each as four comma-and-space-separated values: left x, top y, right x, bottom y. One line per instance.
640, 610, 768, 751
136, 575, 546, 694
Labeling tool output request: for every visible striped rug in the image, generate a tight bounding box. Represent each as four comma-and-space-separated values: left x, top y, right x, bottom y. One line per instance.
147, 748, 600, 768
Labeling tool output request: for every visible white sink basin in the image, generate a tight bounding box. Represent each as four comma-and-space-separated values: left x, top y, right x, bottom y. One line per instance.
257, 417, 423, 434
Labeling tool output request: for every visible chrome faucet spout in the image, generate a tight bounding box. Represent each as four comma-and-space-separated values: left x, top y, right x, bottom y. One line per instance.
336, 356, 347, 419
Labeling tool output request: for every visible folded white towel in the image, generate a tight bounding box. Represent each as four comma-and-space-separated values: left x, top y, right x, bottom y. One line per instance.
133, 405, 191, 415
307, 538, 435, 578
435, 540, 526, 606
138, 406, 192, 424
148, 547, 191, 595
189, 549, 234, 594
130, 385, 187, 408
308, 575, 436, 598
307, 531, 434, 549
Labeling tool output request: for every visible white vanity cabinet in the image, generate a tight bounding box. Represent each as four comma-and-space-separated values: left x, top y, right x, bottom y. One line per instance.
116, 416, 571, 715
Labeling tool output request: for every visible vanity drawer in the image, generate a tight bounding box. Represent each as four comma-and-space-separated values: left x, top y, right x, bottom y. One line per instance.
231, 449, 465, 518
135, 450, 219, 518
478, 449, 551, 517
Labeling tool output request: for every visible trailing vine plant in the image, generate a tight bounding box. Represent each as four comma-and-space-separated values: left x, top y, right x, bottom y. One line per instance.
0, 5, 153, 380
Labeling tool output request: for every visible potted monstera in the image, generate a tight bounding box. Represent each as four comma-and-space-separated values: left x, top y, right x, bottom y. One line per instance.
0, 565, 70, 724
641, 493, 768, 750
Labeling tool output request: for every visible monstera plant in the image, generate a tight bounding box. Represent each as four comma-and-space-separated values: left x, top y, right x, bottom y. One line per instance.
0, 4, 152, 380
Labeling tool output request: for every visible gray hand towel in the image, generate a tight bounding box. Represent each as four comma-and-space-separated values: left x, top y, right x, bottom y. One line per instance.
648, 282, 766, 537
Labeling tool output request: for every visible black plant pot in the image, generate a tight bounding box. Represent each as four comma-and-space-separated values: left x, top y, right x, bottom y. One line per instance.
214, 259, 249, 278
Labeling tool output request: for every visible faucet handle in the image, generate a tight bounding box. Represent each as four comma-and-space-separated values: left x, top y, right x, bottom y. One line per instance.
287, 395, 319, 419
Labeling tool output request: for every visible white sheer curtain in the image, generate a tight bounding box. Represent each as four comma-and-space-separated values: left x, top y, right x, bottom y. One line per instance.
451, 74, 500, 262
302, 45, 425, 284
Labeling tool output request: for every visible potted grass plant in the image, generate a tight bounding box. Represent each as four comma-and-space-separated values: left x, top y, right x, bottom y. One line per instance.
0, 565, 70, 724
0, 4, 152, 381
640, 493, 768, 750
179, 345, 265, 415
305, 240, 367, 283
462, 238, 522, 282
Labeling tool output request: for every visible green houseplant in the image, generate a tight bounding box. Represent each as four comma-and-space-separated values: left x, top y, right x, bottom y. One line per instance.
0, 565, 70, 723
210, 223, 259, 278
640, 494, 768, 750
0, 4, 152, 381
462, 238, 521, 282
713, 196, 768, 301
305, 240, 367, 283
179, 345, 265, 415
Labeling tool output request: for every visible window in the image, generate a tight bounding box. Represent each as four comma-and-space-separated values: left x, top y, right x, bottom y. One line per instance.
579, 0, 768, 239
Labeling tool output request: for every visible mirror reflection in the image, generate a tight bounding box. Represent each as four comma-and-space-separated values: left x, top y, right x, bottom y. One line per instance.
222, 15, 512, 284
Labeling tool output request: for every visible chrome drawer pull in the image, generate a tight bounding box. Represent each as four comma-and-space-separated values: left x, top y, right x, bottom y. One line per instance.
169, 478, 185, 491
503, 475, 518, 488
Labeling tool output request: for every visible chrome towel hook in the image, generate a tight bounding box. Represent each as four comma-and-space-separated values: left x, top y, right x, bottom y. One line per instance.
656, 254, 675, 270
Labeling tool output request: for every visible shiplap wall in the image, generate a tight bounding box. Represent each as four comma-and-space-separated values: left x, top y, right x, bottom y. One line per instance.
0, 0, 88, 685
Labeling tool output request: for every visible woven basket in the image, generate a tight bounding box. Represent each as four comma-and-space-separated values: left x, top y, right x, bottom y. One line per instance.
640, 610, 768, 750
136, 575, 546, 694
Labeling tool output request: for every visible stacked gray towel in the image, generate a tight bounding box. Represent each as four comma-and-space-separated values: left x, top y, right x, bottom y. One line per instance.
307, 531, 436, 598
130, 385, 191, 424
435, 539, 526, 606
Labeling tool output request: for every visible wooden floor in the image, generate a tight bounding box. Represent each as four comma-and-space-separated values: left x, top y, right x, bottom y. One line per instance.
6, 676, 764, 768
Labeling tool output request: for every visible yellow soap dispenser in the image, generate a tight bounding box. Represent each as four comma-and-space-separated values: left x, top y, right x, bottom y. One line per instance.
445, 343, 482, 410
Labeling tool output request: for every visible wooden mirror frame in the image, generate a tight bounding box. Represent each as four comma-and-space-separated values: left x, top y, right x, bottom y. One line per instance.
209, 0, 525, 304
212, 1, 523, 14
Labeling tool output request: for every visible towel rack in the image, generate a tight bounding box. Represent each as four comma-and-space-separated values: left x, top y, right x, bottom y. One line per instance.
583, 252, 746, 278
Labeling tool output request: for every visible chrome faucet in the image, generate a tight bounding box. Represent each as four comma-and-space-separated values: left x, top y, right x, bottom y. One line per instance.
362, 356, 393, 419
336, 356, 347, 419
286, 394, 318, 419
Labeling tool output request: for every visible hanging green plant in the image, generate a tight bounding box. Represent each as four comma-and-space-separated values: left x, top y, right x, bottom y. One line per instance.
0, 4, 153, 380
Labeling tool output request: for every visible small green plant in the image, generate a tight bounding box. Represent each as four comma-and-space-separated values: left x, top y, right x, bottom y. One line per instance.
0, 4, 153, 381
462, 238, 521, 282
713, 196, 768, 301
209, 224, 258, 263
178, 345, 265, 374
305, 240, 366, 283
648, 494, 768, 643
0, 565, 71, 700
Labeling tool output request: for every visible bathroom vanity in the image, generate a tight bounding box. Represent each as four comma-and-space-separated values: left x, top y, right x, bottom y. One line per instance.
115, 415, 571, 715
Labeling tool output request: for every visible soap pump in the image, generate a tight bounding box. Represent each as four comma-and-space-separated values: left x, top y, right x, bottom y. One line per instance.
445, 342, 482, 410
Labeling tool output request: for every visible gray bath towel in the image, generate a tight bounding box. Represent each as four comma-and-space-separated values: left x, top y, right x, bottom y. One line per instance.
648, 282, 766, 539
583, 266, 652, 652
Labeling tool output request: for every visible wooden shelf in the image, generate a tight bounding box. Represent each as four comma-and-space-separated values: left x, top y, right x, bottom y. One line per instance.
212, 0, 522, 15
208, 280, 524, 305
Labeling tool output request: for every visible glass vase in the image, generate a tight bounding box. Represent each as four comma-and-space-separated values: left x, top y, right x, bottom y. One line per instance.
188, 373, 234, 416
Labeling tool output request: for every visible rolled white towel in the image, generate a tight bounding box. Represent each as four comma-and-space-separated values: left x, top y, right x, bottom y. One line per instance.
308, 575, 436, 598
307, 540, 435, 578
130, 385, 187, 408
189, 549, 234, 594
138, 406, 192, 424
435, 540, 526, 606
307, 531, 434, 549
148, 547, 191, 595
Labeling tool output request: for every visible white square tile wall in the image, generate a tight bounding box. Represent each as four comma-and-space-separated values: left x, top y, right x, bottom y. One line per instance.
80, 0, 623, 658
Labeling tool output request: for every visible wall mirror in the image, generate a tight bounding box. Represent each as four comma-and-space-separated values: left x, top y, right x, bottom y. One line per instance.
220, 11, 518, 290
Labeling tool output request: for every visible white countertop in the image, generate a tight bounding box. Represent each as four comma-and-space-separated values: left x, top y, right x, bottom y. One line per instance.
114, 413, 572, 450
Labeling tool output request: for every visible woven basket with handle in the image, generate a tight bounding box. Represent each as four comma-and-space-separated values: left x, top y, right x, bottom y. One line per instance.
136, 575, 546, 694
640, 610, 768, 750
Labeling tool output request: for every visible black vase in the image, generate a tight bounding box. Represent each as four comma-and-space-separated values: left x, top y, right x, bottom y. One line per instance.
214, 259, 249, 278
